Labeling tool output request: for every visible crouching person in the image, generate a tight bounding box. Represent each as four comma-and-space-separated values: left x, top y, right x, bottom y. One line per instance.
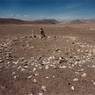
40, 27, 46, 39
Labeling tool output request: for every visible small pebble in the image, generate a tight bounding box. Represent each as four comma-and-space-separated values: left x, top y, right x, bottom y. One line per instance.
81, 73, 87, 78
52, 75, 55, 78
12, 72, 16, 75
71, 86, 75, 91
39, 92, 43, 95
45, 65, 49, 70
93, 82, 95, 85
73, 78, 79, 82
45, 76, 49, 79
35, 73, 39, 76
41, 85, 46, 91
28, 93, 33, 95
33, 68, 36, 72
59, 65, 67, 69
33, 79, 37, 83
27, 75, 32, 79
13, 75, 17, 79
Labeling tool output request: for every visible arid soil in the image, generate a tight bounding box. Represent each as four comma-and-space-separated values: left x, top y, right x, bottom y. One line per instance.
0, 24, 95, 95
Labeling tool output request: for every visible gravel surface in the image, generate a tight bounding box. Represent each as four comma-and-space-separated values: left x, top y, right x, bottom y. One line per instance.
0, 24, 95, 95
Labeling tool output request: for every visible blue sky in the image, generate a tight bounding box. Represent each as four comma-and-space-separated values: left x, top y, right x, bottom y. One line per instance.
0, 0, 95, 20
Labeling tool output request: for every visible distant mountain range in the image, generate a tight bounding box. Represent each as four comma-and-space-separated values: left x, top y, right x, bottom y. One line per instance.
64, 19, 95, 24
0, 18, 24, 24
0, 18, 59, 24
0, 18, 95, 24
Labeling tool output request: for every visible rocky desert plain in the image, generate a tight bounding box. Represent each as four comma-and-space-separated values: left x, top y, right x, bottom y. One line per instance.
0, 22, 95, 95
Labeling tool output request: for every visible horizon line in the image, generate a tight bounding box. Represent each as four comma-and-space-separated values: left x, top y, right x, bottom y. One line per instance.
0, 17, 95, 21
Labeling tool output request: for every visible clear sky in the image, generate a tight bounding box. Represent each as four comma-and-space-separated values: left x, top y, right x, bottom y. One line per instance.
0, 0, 95, 20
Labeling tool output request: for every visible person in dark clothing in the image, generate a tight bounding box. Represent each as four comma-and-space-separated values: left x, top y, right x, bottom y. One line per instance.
40, 27, 46, 39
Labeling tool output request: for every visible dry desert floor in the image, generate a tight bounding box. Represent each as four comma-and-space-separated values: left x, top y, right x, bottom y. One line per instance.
0, 23, 95, 95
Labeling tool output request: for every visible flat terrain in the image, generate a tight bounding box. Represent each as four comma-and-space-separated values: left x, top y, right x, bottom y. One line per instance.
0, 23, 95, 95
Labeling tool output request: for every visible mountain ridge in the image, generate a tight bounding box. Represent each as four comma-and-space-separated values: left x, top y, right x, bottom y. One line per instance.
0, 18, 59, 24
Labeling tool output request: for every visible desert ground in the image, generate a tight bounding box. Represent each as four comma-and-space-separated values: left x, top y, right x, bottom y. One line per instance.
0, 23, 95, 95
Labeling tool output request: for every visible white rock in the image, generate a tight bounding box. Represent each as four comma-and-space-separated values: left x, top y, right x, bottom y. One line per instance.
35, 73, 39, 76
92, 65, 95, 68
13, 75, 17, 79
7, 61, 10, 64
35, 64, 38, 67
38, 92, 43, 95
27, 75, 32, 79
59, 65, 67, 69
73, 78, 79, 82
33, 79, 37, 83
33, 68, 36, 72
28, 93, 33, 95
24, 65, 28, 69
78, 68, 84, 72
17, 66, 22, 70
74, 62, 78, 65
0, 60, 3, 63
52, 75, 55, 78
71, 86, 75, 91
75, 72, 79, 75
92, 80, 95, 85
45, 65, 49, 70
81, 73, 87, 78
12, 72, 16, 75
45, 76, 49, 79
13, 61, 18, 65
41, 85, 46, 91
21, 68, 25, 72
93, 82, 95, 85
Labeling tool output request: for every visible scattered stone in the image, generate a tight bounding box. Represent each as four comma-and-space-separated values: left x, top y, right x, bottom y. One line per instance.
75, 72, 80, 75
21, 68, 26, 72
45, 65, 49, 70
33, 79, 37, 83
13, 75, 17, 79
13, 61, 18, 65
0, 35, 95, 95
12, 71, 16, 75
73, 78, 79, 82
71, 86, 75, 91
35, 73, 39, 76
93, 82, 95, 85
45, 76, 49, 79
59, 57, 68, 63
78, 68, 84, 72
0, 59, 3, 63
17, 66, 22, 70
81, 73, 87, 78
41, 85, 47, 91
38, 92, 43, 95
52, 75, 55, 78
92, 65, 95, 68
28, 93, 33, 95
33, 68, 36, 72
27, 75, 32, 79
59, 65, 67, 69
24, 65, 28, 69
